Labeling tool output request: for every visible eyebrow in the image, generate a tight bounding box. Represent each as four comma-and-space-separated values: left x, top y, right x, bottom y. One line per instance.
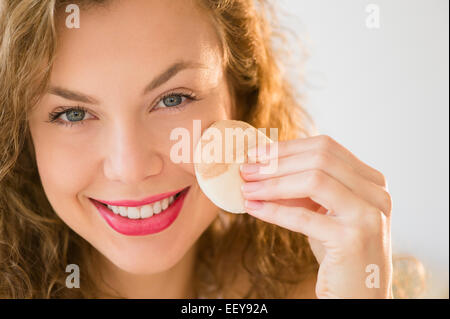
48, 60, 206, 104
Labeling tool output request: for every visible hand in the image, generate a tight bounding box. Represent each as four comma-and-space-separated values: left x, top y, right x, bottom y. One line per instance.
240, 135, 393, 298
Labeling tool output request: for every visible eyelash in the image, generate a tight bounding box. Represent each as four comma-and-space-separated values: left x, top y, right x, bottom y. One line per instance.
47, 90, 198, 127
47, 105, 89, 128
156, 91, 197, 113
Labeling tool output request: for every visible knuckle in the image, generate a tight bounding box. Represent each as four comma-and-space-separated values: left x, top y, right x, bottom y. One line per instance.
268, 177, 280, 189
317, 134, 335, 151
312, 151, 331, 169
343, 208, 386, 251
382, 191, 393, 215
297, 208, 312, 226
306, 169, 326, 191
357, 207, 384, 235
376, 170, 388, 188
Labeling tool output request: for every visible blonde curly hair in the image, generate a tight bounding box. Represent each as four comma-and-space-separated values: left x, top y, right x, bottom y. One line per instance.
0, 0, 425, 299
0, 0, 319, 298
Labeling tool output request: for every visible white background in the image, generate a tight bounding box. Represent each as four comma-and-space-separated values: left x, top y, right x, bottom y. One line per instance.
278, 0, 449, 298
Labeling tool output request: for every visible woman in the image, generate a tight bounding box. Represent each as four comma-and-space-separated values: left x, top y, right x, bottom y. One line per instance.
0, 0, 393, 298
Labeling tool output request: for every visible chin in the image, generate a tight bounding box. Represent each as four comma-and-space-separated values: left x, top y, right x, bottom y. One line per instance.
102, 246, 187, 275
92, 232, 195, 275
115, 255, 181, 275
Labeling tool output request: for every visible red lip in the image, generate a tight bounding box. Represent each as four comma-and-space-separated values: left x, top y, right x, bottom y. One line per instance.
92, 187, 187, 207
90, 187, 190, 236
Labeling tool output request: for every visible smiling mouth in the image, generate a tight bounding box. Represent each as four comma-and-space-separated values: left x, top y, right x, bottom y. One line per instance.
91, 187, 188, 220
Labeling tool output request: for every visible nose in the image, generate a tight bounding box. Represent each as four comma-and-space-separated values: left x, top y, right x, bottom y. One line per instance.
103, 120, 163, 185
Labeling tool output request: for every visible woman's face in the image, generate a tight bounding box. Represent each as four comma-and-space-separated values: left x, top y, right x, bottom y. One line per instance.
28, 0, 232, 274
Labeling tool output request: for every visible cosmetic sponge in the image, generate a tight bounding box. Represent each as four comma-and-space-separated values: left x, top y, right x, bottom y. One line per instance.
194, 120, 273, 213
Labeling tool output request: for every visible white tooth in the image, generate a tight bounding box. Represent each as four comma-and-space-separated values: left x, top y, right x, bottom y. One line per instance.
140, 204, 153, 218
169, 196, 174, 204
107, 205, 113, 210
119, 206, 127, 217
162, 198, 169, 210
153, 201, 161, 214
112, 206, 120, 214
127, 207, 140, 219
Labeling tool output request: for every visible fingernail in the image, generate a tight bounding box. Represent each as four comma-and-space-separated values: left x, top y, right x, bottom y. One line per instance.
244, 200, 263, 211
240, 163, 259, 174
241, 182, 263, 193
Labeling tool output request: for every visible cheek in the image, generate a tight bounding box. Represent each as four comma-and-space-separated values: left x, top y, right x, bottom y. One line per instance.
28, 126, 100, 242
31, 126, 96, 207
150, 97, 232, 178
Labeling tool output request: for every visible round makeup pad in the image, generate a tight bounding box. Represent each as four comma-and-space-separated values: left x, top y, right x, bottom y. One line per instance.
194, 120, 273, 213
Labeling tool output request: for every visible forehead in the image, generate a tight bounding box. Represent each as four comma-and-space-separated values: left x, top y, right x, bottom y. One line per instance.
53, 0, 222, 82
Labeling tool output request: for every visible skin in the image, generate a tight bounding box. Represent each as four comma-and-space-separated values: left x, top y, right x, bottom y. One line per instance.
28, 0, 232, 298
241, 136, 393, 298
27, 0, 393, 298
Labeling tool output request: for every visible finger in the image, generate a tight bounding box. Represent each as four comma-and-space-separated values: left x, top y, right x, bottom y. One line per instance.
248, 135, 387, 188
244, 199, 338, 242
241, 169, 369, 218
241, 150, 392, 215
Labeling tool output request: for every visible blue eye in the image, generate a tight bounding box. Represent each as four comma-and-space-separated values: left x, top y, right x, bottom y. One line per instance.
153, 91, 197, 111
64, 109, 86, 122
162, 94, 183, 107
48, 106, 94, 126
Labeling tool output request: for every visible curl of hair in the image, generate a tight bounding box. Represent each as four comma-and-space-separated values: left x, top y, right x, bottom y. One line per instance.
0, 0, 424, 298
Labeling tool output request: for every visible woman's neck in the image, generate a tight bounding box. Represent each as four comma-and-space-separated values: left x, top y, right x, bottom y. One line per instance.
94, 242, 198, 299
